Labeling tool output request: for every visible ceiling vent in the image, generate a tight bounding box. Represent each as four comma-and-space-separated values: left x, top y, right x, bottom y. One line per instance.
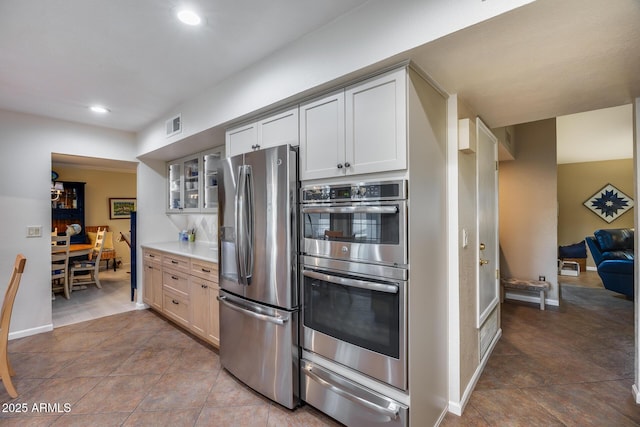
166, 114, 182, 137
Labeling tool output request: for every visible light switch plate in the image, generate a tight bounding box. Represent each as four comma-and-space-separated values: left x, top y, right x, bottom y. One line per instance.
26, 225, 42, 238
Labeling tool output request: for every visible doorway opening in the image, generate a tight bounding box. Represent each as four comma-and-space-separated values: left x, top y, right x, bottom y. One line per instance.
51, 153, 138, 327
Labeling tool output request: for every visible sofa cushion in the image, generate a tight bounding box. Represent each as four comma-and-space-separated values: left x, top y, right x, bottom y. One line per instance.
559, 240, 587, 258
601, 250, 634, 261
594, 228, 634, 251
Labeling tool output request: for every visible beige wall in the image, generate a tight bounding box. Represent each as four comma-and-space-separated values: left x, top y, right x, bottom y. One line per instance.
558, 159, 634, 267
52, 166, 137, 266
499, 118, 559, 303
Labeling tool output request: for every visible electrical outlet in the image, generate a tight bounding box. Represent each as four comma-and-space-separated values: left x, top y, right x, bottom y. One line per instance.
26, 225, 42, 238
538, 275, 546, 281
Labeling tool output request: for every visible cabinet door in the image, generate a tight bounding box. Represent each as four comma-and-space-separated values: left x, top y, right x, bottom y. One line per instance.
167, 155, 201, 213
181, 155, 201, 212
226, 122, 258, 157
189, 277, 211, 339
300, 90, 345, 180
208, 284, 220, 346
202, 147, 224, 212
258, 107, 299, 149
345, 68, 407, 175
143, 261, 162, 311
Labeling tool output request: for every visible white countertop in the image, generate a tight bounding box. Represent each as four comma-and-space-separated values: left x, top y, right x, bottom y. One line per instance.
141, 241, 218, 263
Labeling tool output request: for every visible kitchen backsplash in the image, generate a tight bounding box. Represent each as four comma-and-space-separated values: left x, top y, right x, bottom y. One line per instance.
167, 213, 218, 245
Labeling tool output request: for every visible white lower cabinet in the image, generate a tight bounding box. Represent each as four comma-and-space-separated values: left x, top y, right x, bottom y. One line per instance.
142, 249, 219, 347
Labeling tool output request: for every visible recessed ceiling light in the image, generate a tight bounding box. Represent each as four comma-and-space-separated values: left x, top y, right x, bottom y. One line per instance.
177, 9, 201, 26
89, 105, 110, 114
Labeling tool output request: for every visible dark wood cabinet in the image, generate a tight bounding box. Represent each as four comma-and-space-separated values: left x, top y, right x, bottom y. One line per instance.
51, 181, 86, 244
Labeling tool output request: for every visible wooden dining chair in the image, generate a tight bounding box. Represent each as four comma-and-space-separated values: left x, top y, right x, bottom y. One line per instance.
69, 229, 105, 294
51, 234, 71, 300
1, 254, 27, 398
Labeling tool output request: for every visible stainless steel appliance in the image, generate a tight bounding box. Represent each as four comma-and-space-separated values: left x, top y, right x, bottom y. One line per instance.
301, 255, 407, 390
217, 144, 299, 409
301, 180, 407, 267
300, 180, 409, 427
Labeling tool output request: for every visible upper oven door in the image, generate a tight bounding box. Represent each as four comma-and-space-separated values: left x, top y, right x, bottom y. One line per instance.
301, 201, 407, 267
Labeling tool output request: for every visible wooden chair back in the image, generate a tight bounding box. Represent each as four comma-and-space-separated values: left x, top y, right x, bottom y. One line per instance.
0, 254, 27, 398
51, 234, 71, 299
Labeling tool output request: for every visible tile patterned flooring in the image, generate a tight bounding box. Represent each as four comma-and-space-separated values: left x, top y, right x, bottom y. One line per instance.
1, 271, 637, 426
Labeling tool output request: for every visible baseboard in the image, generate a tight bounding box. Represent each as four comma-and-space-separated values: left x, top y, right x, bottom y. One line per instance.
633, 384, 640, 404
136, 302, 149, 310
586, 266, 597, 271
504, 292, 559, 307
9, 323, 54, 340
448, 328, 503, 416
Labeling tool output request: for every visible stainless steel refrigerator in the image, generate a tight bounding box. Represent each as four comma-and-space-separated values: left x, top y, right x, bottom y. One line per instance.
217, 144, 299, 409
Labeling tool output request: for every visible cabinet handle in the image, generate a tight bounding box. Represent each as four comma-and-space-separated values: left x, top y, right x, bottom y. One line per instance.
171, 260, 178, 264
171, 275, 178, 280
148, 254, 155, 258
201, 284, 208, 289
344, 162, 351, 168
201, 268, 211, 273
337, 163, 343, 169
255, 144, 260, 150
172, 299, 179, 305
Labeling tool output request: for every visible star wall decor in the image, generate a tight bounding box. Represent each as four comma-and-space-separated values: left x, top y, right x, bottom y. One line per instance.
583, 183, 634, 223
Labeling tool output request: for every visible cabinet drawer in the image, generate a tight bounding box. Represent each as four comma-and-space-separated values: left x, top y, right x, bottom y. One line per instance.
143, 249, 163, 264
163, 270, 189, 295
191, 259, 218, 282
163, 254, 190, 273
163, 289, 190, 328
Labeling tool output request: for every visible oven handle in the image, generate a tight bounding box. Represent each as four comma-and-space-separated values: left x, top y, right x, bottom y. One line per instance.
301, 205, 398, 215
303, 363, 399, 419
303, 270, 398, 294
217, 295, 288, 325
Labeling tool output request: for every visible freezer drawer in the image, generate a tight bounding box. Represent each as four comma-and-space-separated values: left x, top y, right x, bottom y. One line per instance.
301, 360, 408, 427
218, 290, 299, 409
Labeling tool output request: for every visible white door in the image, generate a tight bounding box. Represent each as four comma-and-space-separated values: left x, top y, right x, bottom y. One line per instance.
345, 68, 407, 176
299, 90, 345, 180
476, 117, 499, 327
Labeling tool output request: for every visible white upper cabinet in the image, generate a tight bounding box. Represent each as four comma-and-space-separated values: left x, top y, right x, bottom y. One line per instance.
300, 67, 407, 180
167, 154, 201, 213
167, 146, 224, 214
226, 107, 299, 157
258, 108, 299, 149
226, 123, 258, 158
299, 90, 345, 180
345, 67, 406, 176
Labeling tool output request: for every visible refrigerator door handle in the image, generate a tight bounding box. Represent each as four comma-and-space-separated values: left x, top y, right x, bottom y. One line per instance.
244, 165, 254, 282
217, 295, 288, 325
235, 165, 246, 285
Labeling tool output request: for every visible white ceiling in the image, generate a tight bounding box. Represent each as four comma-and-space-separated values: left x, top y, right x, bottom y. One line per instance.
3, 0, 640, 161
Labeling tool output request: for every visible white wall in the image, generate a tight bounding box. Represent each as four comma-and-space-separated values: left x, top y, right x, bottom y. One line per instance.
0, 109, 136, 337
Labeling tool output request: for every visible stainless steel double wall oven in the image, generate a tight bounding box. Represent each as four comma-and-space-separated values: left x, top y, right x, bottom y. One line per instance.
300, 180, 409, 426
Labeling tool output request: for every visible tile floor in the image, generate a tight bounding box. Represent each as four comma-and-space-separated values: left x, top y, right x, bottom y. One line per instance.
2, 272, 637, 426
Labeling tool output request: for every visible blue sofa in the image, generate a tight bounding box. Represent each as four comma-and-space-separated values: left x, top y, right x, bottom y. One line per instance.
585, 228, 634, 299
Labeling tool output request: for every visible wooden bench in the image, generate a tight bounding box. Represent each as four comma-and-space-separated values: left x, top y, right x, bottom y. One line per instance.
500, 278, 550, 310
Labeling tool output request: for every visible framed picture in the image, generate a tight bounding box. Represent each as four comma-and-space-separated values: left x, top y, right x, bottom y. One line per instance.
583, 184, 634, 223
109, 198, 136, 219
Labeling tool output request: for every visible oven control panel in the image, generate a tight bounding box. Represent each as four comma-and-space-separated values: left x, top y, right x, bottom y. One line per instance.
301, 180, 406, 202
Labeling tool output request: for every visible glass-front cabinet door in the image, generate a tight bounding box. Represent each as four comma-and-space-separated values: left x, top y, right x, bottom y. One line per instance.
167, 146, 224, 213
167, 155, 200, 213
202, 147, 223, 212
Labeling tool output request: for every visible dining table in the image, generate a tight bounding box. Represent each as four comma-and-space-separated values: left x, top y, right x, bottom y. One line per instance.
69, 243, 93, 257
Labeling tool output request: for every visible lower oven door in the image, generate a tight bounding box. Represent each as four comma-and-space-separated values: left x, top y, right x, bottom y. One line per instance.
301, 360, 408, 427
302, 265, 407, 390
218, 290, 299, 409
